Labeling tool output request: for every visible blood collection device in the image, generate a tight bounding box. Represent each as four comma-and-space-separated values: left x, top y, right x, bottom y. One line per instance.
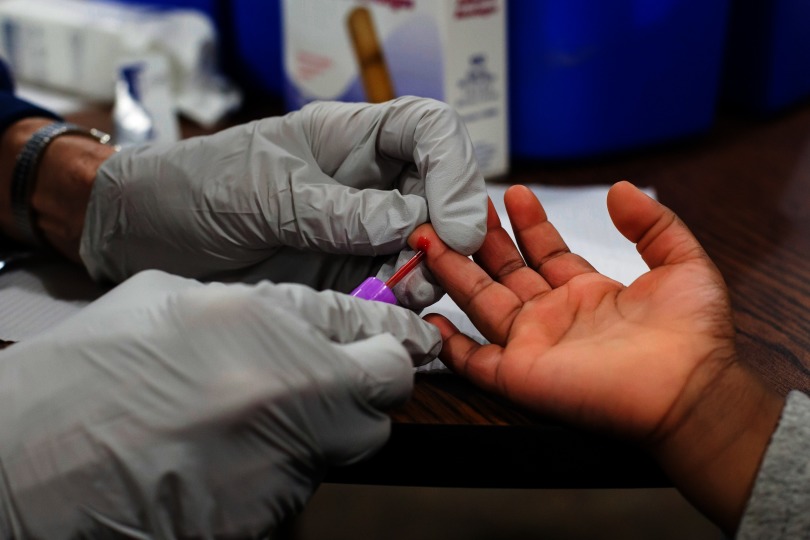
350, 238, 429, 305
349, 276, 399, 305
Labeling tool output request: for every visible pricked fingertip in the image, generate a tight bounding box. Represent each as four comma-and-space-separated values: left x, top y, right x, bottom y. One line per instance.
408, 223, 435, 249
410, 226, 445, 260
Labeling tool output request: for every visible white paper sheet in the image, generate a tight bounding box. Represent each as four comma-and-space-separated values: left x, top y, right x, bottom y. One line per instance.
0, 184, 655, 345
0, 259, 109, 341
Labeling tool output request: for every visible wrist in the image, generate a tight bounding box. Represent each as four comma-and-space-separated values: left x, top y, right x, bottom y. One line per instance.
0, 118, 55, 240
0, 119, 116, 260
651, 357, 784, 534
32, 127, 117, 261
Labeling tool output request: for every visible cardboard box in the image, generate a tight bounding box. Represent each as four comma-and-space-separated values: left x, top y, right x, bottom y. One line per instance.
283, 0, 508, 178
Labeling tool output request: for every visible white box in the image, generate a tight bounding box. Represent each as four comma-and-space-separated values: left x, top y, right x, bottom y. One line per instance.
283, 0, 509, 178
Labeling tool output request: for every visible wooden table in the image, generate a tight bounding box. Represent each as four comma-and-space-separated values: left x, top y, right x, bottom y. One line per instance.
7, 101, 809, 489
327, 103, 810, 488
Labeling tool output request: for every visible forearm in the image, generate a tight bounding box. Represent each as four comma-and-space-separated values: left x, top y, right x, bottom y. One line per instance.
650, 358, 784, 535
0, 117, 115, 261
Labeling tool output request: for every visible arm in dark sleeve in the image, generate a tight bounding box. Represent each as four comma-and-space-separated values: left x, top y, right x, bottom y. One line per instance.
0, 59, 60, 251
0, 59, 60, 137
737, 391, 810, 538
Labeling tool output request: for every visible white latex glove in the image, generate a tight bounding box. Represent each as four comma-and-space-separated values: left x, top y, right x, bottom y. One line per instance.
81, 96, 488, 309
0, 270, 440, 538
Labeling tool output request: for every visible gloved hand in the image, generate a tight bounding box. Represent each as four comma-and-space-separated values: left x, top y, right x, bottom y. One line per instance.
80, 96, 488, 309
0, 270, 440, 538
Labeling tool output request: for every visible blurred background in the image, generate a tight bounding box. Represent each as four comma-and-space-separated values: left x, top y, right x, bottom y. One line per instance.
3, 0, 809, 169
1, 1, 805, 537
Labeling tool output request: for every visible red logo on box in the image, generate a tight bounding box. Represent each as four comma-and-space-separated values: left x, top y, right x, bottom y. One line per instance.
455, 0, 497, 19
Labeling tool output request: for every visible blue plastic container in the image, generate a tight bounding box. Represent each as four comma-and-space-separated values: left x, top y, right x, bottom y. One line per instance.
229, 0, 283, 97
722, 0, 810, 114
509, 0, 730, 159
109, 0, 217, 18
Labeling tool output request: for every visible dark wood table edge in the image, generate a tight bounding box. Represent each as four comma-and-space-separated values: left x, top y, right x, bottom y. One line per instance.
326, 421, 669, 489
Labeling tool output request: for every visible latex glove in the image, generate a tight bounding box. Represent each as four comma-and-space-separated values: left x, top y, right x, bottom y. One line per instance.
0, 270, 440, 538
81, 96, 487, 308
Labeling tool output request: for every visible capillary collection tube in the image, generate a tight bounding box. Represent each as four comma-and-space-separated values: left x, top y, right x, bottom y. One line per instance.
384, 249, 425, 289
349, 237, 430, 304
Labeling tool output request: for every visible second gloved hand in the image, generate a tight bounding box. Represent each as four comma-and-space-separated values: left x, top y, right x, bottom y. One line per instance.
81, 96, 488, 309
0, 270, 440, 538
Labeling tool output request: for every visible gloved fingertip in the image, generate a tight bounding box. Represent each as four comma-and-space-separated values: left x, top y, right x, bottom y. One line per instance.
414, 325, 443, 366
339, 334, 415, 410
423, 172, 488, 256
392, 267, 443, 311
433, 219, 487, 256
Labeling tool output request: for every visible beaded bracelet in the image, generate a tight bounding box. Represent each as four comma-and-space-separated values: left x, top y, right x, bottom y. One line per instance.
10, 122, 114, 246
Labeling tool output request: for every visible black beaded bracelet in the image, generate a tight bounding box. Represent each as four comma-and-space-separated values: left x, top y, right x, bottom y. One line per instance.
10, 122, 114, 246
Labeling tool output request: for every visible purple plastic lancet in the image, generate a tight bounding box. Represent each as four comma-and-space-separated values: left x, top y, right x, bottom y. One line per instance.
350, 238, 430, 305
